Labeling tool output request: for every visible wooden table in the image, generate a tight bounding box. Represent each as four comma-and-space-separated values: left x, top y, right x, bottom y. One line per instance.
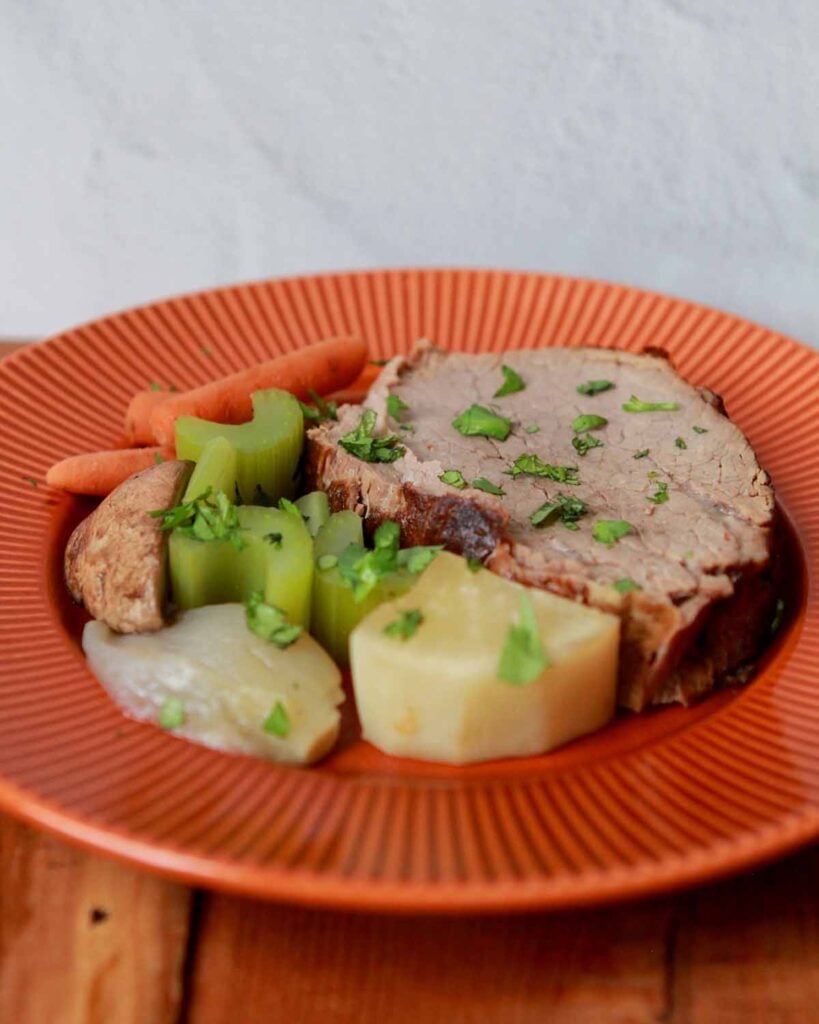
2, 339, 818, 1024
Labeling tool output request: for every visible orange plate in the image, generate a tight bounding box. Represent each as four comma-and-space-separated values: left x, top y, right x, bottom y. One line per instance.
0, 270, 817, 914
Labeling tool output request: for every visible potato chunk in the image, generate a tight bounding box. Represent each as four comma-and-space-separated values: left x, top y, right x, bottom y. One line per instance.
65, 459, 192, 633
350, 553, 619, 764
83, 603, 343, 764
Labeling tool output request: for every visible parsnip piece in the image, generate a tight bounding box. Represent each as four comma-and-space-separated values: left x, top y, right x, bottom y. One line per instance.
350, 553, 619, 764
83, 603, 343, 764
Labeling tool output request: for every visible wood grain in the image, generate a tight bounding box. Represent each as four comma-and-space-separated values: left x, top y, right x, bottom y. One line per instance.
0, 816, 192, 1024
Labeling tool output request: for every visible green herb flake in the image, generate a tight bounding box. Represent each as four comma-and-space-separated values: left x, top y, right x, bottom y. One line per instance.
524, 424, 540, 434
317, 553, 338, 570
577, 379, 615, 396
466, 557, 483, 573
647, 481, 669, 505
337, 520, 441, 602
770, 597, 786, 635
571, 414, 608, 434
633, 449, 650, 459
497, 593, 550, 685
148, 381, 162, 392
693, 425, 709, 434
439, 469, 468, 489
277, 497, 302, 519
22, 475, 38, 487
370, 358, 389, 367
298, 389, 338, 424
452, 404, 512, 441
200, 345, 212, 357
572, 433, 604, 457
613, 578, 642, 594
263, 701, 291, 737
397, 544, 443, 574
153, 453, 165, 464
494, 364, 525, 398
509, 455, 580, 484
472, 477, 506, 496
264, 532, 283, 547
675, 436, 687, 450
245, 593, 302, 649
383, 608, 424, 641
339, 409, 406, 463
149, 487, 246, 551
530, 493, 588, 531
159, 697, 185, 730
387, 394, 409, 420
592, 519, 633, 547
622, 395, 680, 413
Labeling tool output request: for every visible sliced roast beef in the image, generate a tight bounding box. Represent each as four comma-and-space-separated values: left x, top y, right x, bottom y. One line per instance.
305, 341, 778, 710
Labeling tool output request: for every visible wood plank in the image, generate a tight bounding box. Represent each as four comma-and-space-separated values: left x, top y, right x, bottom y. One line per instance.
0, 815, 192, 1024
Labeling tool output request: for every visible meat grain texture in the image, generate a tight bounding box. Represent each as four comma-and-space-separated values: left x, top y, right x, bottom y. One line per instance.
306, 341, 778, 710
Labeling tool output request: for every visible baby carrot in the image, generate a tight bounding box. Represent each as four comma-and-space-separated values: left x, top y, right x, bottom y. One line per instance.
46, 446, 176, 496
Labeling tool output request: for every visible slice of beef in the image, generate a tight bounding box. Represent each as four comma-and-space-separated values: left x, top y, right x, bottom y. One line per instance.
305, 341, 778, 710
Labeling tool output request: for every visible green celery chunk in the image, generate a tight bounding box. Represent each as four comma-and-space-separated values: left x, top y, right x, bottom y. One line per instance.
169, 505, 313, 626
174, 388, 303, 504
295, 491, 331, 538
311, 511, 413, 666
182, 436, 238, 502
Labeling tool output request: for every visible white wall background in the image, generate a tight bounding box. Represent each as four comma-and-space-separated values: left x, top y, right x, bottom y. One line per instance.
2, 1, 819, 346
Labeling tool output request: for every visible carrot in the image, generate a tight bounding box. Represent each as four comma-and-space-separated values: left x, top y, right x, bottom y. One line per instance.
326, 362, 382, 405
46, 446, 175, 496
149, 335, 368, 446
124, 389, 174, 445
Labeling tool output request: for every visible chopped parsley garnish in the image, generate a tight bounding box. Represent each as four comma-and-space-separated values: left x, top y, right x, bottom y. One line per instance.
299, 388, 338, 423
245, 593, 302, 648
383, 608, 424, 640
497, 593, 550, 685
159, 697, 185, 730
572, 433, 604, 457
452, 404, 512, 441
263, 701, 291, 737
317, 553, 338, 570
524, 424, 540, 434
571, 414, 608, 433
647, 470, 658, 479
592, 519, 633, 546
633, 449, 650, 459
530, 493, 588, 531
647, 480, 669, 505
277, 497, 302, 518
439, 469, 468, 489
494, 364, 525, 398
339, 409, 406, 463
466, 557, 483, 572
509, 455, 580, 484
370, 358, 389, 367
22, 475, 38, 487
622, 395, 680, 413
149, 381, 162, 392
692, 425, 708, 434
149, 488, 246, 551
337, 520, 442, 602
613, 577, 642, 594
472, 477, 506, 496
386, 394, 409, 420
577, 379, 614, 395
264, 532, 283, 547
153, 453, 165, 464
675, 436, 687, 450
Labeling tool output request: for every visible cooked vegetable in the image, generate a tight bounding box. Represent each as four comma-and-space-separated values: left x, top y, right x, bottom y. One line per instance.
168, 504, 313, 626
592, 520, 633, 546
647, 481, 669, 505
572, 433, 604, 457
83, 603, 343, 764
529, 493, 588, 530
494, 365, 525, 397
471, 477, 505, 496
175, 388, 303, 503
439, 469, 468, 489
452, 404, 512, 441
622, 395, 680, 413
180, 436, 237, 502
350, 552, 619, 764
298, 389, 338, 423
613, 577, 641, 594
125, 388, 175, 445
295, 491, 330, 537
149, 335, 367, 445
46, 445, 176, 496
576, 380, 614, 395
245, 593, 302, 648
509, 456, 579, 484
64, 459, 192, 632
325, 361, 382, 405
386, 394, 409, 420
571, 414, 608, 433
383, 608, 423, 640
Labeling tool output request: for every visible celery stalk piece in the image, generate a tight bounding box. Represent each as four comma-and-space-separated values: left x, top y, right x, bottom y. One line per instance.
174, 388, 304, 504
169, 505, 314, 626
182, 436, 238, 502
311, 511, 413, 666
295, 491, 331, 538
